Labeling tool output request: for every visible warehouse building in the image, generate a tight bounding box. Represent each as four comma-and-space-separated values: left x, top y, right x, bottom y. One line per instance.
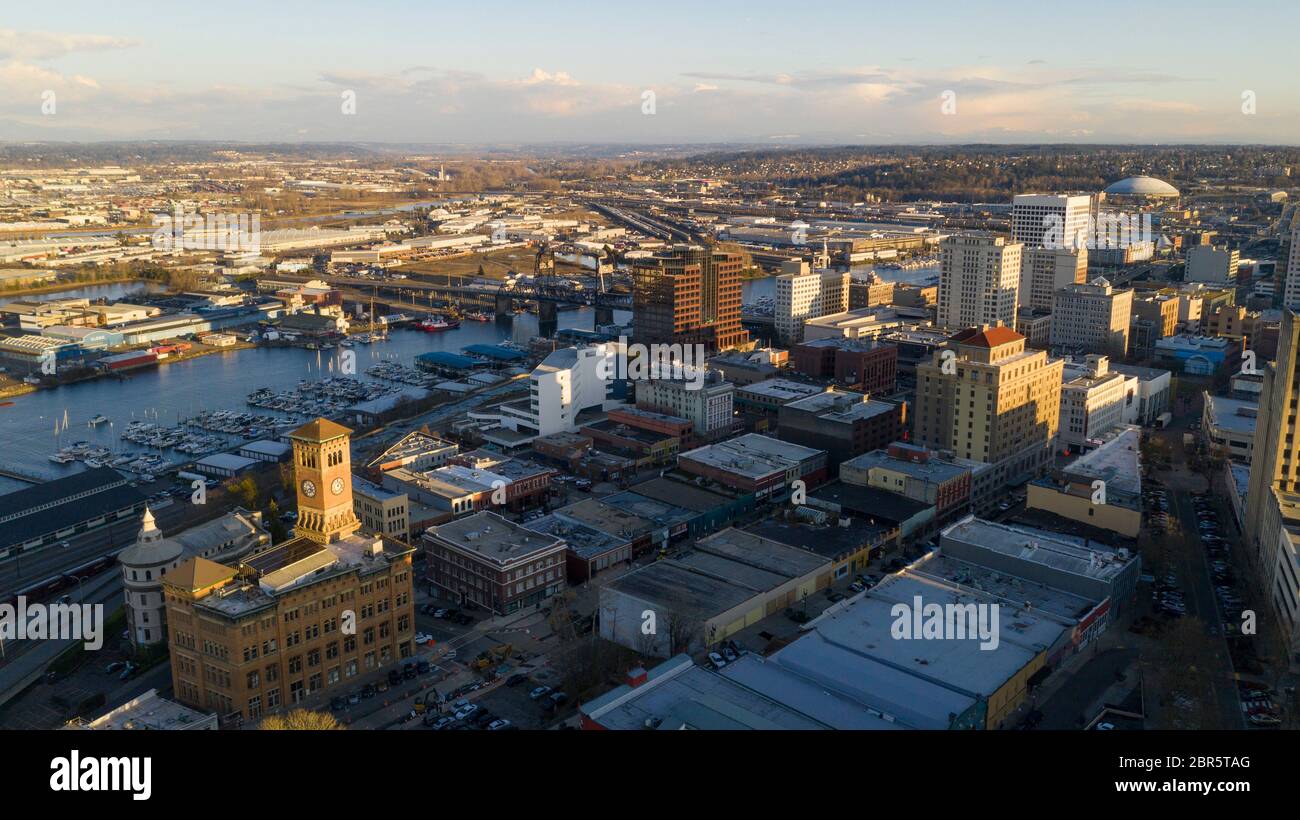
0, 467, 146, 559
598, 528, 830, 656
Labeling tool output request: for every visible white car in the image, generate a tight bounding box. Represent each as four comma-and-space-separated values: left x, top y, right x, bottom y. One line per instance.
453, 704, 478, 721
529, 685, 553, 701
1095, 722, 1116, 731
487, 719, 512, 731
708, 652, 726, 670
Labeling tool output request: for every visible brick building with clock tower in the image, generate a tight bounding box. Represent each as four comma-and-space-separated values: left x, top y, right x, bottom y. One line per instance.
289, 418, 362, 543
161, 417, 416, 725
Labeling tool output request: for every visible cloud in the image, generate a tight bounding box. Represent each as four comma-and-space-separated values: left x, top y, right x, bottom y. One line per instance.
0, 29, 135, 61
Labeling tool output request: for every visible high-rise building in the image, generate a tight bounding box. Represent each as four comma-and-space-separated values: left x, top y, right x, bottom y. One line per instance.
1185, 245, 1240, 284
937, 233, 1023, 330
1019, 246, 1087, 311
1011, 193, 1093, 249
1283, 218, 1300, 310
774, 260, 850, 344
1050, 278, 1133, 359
914, 326, 1063, 487
1244, 309, 1300, 659
633, 243, 748, 352
162, 418, 415, 724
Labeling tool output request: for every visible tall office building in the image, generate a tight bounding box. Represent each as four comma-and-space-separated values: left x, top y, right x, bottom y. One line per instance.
633, 243, 748, 352
937, 233, 1023, 330
774, 259, 850, 344
1011, 193, 1094, 249
1019, 246, 1088, 311
163, 418, 415, 724
1244, 309, 1300, 659
1049, 278, 1133, 359
914, 326, 1063, 486
1283, 218, 1300, 310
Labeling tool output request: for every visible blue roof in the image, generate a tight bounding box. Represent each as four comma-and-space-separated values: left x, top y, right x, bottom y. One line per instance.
462, 344, 527, 362
416, 351, 478, 369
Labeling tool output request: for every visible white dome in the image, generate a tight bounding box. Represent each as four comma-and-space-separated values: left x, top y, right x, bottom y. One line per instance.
1104, 176, 1179, 197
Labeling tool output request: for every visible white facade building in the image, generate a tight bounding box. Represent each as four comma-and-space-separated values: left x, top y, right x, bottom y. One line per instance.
494, 344, 623, 438
1011, 194, 1094, 249
937, 233, 1022, 330
1059, 355, 1132, 451
774, 260, 850, 344
1050, 278, 1133, 358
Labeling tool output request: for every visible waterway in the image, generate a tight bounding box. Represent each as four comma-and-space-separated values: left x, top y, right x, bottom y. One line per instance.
0, 276, 803, 495
0, 306, 630, 492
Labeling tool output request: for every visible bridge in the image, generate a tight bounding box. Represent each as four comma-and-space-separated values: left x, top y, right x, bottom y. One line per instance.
281, 270, 633, 336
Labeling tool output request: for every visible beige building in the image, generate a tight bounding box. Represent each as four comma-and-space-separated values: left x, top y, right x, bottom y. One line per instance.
353, 476, 410, 538
1132, 293, 1180, 338
774, 260, 850, 344
937, 233, 1022, 330
119, 507, 270, 647
163, 418, 416, 724
1050, 278, 1132, 359
1020, 246, 1087, 312
914, 326, 1064, 488
1026, 425, 1143, 538
1059, 355, 1130, 451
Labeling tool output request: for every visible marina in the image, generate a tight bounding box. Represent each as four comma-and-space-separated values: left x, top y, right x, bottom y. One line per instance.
0, 302, 635, 490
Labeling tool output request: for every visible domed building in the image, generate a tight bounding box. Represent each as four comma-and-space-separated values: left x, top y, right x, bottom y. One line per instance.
1103, 176, 1180, 200
118, 506, 271, 647
120, 508, 184, 647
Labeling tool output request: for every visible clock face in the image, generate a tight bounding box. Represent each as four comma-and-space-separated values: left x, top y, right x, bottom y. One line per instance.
331, 477, 345, 496
301, 480, 317, 498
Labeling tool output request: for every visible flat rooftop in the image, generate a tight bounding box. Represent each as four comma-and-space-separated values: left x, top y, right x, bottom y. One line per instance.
745, 516, 893, 560
841, 448, 970, 485
940, 516, 1136, 584
1059, 424, 1142, 499
737, 379, 826, 402
1204, 393, 1258, 435
67, 689, 214, 730
581, 655, 829, 730
427, 511, 564, 564
525, 513, 625, 560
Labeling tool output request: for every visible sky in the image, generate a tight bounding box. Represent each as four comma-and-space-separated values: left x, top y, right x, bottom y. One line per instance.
2, 0, 1298, 145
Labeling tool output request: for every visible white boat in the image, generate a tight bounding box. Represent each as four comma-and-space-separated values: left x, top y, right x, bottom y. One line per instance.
89, 414, 110, 426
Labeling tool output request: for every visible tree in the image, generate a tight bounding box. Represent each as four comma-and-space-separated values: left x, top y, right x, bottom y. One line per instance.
259, 710, 342, 730
226, 475, 260, 510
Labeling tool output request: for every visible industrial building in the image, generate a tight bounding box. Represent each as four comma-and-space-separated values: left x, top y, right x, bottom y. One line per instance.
598, 528, 831, 656
0, 467, 146, 560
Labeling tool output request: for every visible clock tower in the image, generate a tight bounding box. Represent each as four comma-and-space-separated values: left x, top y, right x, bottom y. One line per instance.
289, 417, 361, 544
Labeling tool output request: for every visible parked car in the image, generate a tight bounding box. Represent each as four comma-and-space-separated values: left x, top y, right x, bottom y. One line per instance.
506, 673, 530, 687
453, 704, 478, 721
707, 652, 726, 670
529, 685, 553, 701
487, 719, 513, 731
425, 715, 455, 729
387, 669, 402, 686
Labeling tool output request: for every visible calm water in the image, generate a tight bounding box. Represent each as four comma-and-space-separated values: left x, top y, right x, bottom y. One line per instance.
0, 278, 779, 491
0, 307, 631, 486
27, 281, 167, 303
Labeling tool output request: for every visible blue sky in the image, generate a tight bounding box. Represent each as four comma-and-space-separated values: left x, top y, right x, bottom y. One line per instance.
3, 0, 1298, 143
